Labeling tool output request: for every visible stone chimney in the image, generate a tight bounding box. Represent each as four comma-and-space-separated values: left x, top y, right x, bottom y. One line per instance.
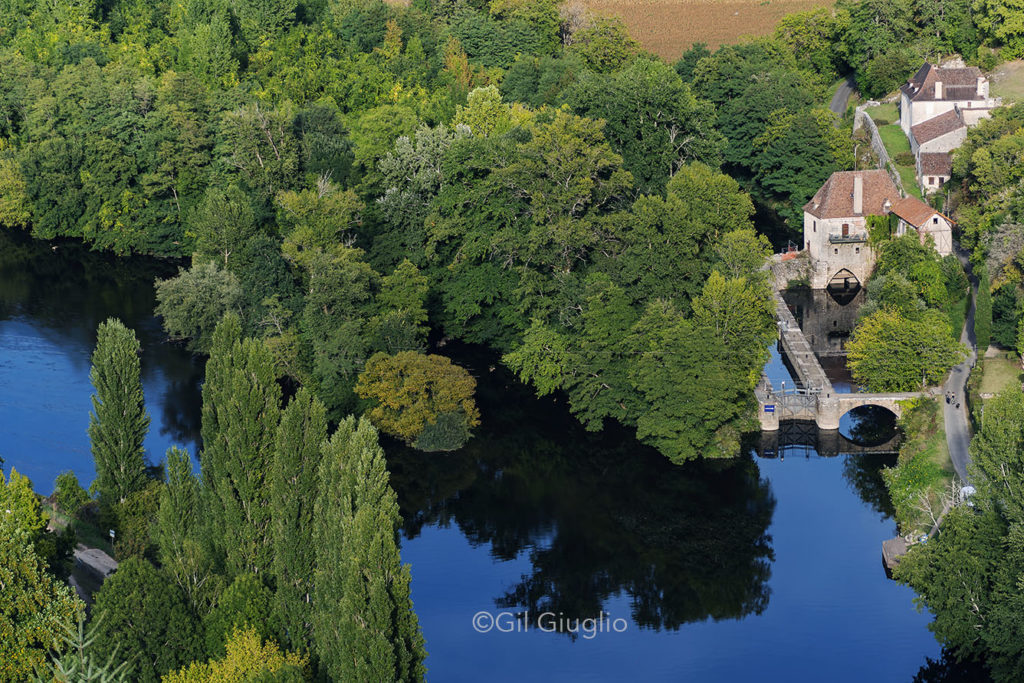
978, 75, 989, 99
934, 81, 943, 99
853, 174, 863, 215
883, 198, 892, 214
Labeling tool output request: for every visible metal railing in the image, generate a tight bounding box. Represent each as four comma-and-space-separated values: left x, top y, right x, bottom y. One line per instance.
828, 232, 868, 243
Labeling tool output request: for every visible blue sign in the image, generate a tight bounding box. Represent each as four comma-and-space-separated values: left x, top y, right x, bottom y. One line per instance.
764, 405, 775, 414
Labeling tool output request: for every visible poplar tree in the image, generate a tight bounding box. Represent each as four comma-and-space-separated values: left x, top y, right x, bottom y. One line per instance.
312, 417, 426, 682
200, 314, 281, 578
156, 446, 216, 610
270, 388, 327, 652
88, 318, 150, 506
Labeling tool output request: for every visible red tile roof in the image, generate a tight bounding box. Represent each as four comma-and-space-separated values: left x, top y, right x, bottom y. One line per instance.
911, 108, 966, 145
803, 170, 900, 219
890, 196, 949, 228
919, 152, 952, 178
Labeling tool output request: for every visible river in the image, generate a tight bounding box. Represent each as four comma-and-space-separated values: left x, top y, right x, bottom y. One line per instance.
0, 229, 944, 681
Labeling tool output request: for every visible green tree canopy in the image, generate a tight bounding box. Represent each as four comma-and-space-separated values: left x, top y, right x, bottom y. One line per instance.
847, 308, 966, 391
355, 351, 481, 449
88, 318, 150, 507
312, 417, 426, 682
92, 557, 203, 683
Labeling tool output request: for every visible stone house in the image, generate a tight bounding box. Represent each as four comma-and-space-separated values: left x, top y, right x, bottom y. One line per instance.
900, 63, 999, 136
889, 196, 954, 256
900, 61, 1001, 194
909, 108, 967, 158
802, 170, 900, 289
917, 152, 953, 192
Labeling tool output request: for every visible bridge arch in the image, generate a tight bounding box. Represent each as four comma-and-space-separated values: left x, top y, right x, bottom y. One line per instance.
828, 268, 861, 290
817, 393, 919, 431
838, 404, 899, 448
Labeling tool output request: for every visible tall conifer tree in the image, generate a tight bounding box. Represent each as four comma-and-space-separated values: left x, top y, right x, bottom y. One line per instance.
270, 387, 328, 651
312, 417, 426, 682
200, 313, 281, 577
88, 318, 150, 506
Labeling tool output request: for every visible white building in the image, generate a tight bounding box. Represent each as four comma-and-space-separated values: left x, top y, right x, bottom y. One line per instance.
900, 62, 1002, 195
909, 108, 967, 158
803, 170, 901, 289
889, 196, 954, 256
900, 63, 999, 136
917, 152, 953, 191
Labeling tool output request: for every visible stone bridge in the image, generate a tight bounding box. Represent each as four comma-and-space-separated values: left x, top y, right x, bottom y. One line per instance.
758, 290, 923, 431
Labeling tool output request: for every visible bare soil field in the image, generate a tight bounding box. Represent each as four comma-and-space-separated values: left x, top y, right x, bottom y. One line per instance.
585, 0, 834, 62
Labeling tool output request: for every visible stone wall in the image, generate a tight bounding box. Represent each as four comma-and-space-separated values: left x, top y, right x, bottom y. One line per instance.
769, 252, 811, 290
855, 105, 905, 196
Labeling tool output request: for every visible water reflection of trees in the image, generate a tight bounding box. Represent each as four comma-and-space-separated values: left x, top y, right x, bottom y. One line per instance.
0, 230, 180, 365
841, 405, 898, 447
0, 228, 203, 453
387, 347, 776, 633
841, 454, 898, 520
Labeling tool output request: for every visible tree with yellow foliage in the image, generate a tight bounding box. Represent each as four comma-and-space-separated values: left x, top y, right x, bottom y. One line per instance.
162, 627, 308, 683
355, 351, 480, 451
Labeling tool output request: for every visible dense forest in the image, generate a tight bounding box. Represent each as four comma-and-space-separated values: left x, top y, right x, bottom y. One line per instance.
0, 0, 1017, 460
2, 0, 1024, 679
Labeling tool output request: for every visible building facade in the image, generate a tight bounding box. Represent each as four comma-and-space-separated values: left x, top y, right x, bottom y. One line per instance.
890, 196, 954, 256
802, 170, 900, 289
900, 63, 999, 136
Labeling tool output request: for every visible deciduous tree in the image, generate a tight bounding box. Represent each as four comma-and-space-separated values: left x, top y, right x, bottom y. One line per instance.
356, 351, 480, 449
88, 318, 150, 507
200, 315, 281, 577
312, 417, 426, 682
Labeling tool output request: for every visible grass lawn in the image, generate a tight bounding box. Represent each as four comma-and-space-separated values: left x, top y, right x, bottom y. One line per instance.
980, 349, 1022, 397
874, 123, 922, 198
878, 123, 911, 155
947, 292, 969, 340
869, 103, 898, 124
992, 60, 1024, 102
897, 165, 922, 198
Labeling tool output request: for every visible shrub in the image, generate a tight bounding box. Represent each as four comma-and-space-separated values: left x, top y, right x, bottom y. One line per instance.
895, 150, 915, 166
54, 471, 90, 518
413, 411, 472, 452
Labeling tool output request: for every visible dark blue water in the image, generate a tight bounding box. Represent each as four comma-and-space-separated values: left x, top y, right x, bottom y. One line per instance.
0, 232, 202, 491
0, 230, 942, 681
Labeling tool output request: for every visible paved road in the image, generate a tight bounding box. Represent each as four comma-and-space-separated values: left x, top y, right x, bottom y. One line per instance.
944, 248, 977, 483
830, 77, 856, 115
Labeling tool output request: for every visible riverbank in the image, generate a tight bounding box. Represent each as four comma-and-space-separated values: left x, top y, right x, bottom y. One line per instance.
0, 228, 949, 680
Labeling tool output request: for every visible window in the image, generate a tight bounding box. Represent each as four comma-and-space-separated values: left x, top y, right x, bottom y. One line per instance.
855, 247, 860, 254
834, 248, 838, 254
813, 221, 817, 232
933, 217, 938, 224
929, 176, 936, 185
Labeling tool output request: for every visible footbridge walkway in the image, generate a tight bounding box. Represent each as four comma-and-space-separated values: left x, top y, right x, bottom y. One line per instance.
758, 291, 923, 431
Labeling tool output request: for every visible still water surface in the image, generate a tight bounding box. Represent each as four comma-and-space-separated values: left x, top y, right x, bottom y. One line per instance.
0, 230, 942, 681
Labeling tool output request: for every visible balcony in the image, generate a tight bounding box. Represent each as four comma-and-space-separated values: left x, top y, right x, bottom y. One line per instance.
828, 232, 868, 244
